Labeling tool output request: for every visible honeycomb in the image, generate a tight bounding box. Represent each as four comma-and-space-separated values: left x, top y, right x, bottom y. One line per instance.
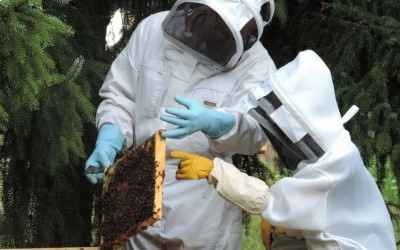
101, 131, 166, 250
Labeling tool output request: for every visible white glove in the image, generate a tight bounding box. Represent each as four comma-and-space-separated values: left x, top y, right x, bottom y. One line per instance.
209, 158, 270, 214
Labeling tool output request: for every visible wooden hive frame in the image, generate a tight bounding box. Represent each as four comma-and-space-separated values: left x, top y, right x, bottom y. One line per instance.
101, 130, 166, 250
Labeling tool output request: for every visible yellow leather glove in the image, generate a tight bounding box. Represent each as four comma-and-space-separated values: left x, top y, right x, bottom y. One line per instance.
170, 150, 214, 179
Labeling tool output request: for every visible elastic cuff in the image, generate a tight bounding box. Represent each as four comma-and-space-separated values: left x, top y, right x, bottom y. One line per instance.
209, 112, 239, 142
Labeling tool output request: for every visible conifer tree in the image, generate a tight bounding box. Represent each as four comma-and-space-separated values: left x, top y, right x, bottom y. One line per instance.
0, 0, 95, 246
263, 0, 400, 187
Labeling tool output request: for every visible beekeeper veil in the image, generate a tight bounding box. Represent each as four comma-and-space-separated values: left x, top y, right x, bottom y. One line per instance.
162, 0, 275, 69
247, 50, 359, 170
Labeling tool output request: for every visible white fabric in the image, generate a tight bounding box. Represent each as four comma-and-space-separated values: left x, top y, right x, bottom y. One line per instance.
244, 0, 275, 30
262, 50, 345, 151
269, 105, 307, 142
253, 51, 396, 249
211, 50, 397, 249
263, 133, 396, 249
210, 158, 270, 214
96, 10, 276, 249
211, 134, 396, 249
341, 105, 359, 124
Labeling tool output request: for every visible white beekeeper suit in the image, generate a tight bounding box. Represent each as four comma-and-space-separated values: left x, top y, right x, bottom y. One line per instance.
209, 50, 396, 249
96, 0, 276, 249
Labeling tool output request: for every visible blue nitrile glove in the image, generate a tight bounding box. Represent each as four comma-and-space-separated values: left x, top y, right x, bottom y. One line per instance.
84, 123, 125, 184
160, 96, 235, 139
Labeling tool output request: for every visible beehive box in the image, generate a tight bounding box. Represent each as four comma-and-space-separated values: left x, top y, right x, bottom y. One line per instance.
101, 131, 166, 250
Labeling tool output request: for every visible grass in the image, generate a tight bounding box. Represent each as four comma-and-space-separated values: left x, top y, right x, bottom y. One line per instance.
242, 215, 266, 250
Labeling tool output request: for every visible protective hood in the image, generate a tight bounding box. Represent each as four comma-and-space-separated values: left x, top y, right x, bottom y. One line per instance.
248, 50, 358, 169
162, 0, 274, 69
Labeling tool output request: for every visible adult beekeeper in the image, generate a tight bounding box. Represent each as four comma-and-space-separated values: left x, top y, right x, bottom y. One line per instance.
169, 50, 396, 249
84, 0, 276, 249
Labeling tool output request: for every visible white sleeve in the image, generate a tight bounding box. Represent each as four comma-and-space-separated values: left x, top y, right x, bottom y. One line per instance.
210, 111, 267, 155
209, 158, 270, 214
209, 44, 276, 155
96, 21, 145, 148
